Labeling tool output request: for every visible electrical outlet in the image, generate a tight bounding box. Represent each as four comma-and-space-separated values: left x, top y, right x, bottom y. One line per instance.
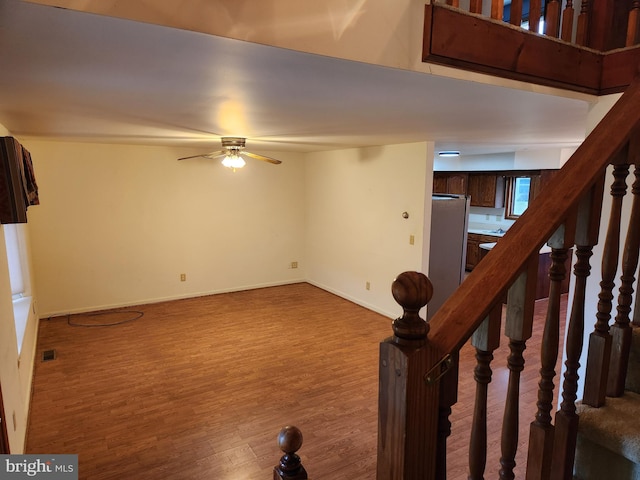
180, 273, 186, 282
409, 234, 415, 245
290, 261, 298, 269
366, 281, 371, 290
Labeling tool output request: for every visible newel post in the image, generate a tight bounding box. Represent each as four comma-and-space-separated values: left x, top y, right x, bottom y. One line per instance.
376, 271, 444, 480
273, 426, 307, 480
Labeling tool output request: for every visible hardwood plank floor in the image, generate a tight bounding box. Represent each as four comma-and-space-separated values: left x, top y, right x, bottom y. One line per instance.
26, 283, 566, 479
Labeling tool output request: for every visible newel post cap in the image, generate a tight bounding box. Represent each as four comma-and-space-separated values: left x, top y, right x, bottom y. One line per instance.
391, 271, 432, 342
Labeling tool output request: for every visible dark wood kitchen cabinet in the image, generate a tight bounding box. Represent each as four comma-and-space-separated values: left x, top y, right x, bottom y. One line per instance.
467, 173, 505, 208
466, 232, 500, 270
433, 172, 468, 194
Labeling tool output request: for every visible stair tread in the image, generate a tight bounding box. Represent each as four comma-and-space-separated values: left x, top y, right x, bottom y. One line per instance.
577, 391, 640, 464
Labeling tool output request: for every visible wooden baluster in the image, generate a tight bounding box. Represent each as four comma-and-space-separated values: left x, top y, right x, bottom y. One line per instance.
608, 140, 640, 396
499, 255, 538, 480
437, 352, 459, 480
628, 1, 640, 46
377, 271, 442, 480
550, 178, 605, 480
561, 0, 576, 42
575, 0, 590, 45
545, 0, 562, 37
583, 158, 630, 407
510, 0, 524, 26
527, 219, 575, 480
274, 425, 308, 480
470, 0, 483, 14
529, 0, 542, 32
446, 0, 460, 7
491, 0, 505, 20
468, 304, 502, 480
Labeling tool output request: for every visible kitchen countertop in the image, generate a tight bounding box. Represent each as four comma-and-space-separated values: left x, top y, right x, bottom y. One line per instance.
479, 242, 553, 254
468, 228, 506, 237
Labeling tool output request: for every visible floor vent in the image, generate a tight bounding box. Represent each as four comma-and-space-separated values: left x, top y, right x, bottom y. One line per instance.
42, 349, 56, 362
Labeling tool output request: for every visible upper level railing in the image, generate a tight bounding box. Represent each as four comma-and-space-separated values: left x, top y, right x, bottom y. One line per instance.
376, 73, 640, 479
439, 0, 640, 49
424, 0, 640, 94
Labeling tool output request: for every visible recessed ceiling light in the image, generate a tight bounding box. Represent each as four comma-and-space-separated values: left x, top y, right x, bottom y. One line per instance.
438, 151, 460, 157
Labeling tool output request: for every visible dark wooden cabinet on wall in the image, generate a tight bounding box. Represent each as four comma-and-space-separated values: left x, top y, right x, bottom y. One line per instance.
435, 169, 558, 205
433, 171, 505, 207
433, 172, 468, 194
467, 173, 505, 207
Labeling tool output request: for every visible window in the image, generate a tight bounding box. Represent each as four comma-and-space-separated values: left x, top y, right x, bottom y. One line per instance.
4, 223, 32, 354
505, 176, 531, 219
4, 224, 27, 298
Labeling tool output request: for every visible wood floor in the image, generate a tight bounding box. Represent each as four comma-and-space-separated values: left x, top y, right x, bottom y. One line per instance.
26, 283, 566, 479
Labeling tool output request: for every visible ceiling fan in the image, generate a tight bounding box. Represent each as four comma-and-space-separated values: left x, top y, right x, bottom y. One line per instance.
177, 137, 282, 170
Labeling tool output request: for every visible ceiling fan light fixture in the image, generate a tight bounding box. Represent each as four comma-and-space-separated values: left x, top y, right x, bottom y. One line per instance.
221, 152, 246, 169
177, 136, 281, 166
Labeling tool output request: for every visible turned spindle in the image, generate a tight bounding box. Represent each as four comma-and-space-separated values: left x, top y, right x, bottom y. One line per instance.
274, 425, 308, 480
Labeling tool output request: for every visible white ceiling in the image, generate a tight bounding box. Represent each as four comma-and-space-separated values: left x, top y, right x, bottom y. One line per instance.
0, 0, 594, 157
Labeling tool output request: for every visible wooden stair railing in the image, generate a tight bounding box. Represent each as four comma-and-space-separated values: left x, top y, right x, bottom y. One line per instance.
377, 74, 640, 480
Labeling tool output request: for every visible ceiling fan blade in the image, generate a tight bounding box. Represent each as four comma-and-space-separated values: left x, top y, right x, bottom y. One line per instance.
177, 150, 226, 161
243, 151, 282, 165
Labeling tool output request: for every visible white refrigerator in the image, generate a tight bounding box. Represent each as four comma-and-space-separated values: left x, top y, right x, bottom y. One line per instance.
426, 194, 470, 321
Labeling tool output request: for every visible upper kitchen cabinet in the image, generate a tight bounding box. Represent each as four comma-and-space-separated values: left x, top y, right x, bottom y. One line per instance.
433, 172, 468, 194
467, 173, 505, 208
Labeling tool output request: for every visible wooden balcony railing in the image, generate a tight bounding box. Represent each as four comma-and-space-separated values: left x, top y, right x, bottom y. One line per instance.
375, 73, 640, 479
423, 0, 640, 94
439, 0, 640, 49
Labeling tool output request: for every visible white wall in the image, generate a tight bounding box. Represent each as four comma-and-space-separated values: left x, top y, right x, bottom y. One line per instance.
304, 142, 432, 318
2, 137, 430, 452
22, 140, 306, 316
566, 92, 624, 400
0, 124, 40, 453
